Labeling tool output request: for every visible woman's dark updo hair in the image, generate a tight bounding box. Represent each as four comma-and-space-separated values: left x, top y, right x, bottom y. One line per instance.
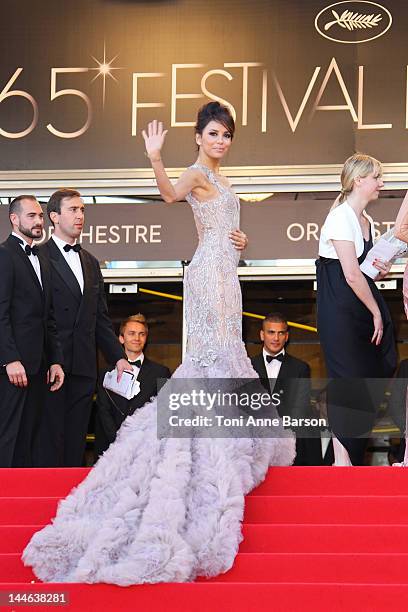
195, 101, 235, 139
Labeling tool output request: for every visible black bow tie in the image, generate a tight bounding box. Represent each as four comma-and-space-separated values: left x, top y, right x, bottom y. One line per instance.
63, 243, 81, 253
14, 236, 39, 256
128, 359, 142, 368
25, 244, 39, 256
266, 353, 284, 363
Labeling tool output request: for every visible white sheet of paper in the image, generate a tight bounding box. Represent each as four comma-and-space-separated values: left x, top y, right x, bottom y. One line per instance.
360, 237, 402, 279
103, 368, 140, 399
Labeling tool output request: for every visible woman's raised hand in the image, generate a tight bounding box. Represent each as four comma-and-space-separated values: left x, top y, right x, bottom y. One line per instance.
142, 120, 168, 162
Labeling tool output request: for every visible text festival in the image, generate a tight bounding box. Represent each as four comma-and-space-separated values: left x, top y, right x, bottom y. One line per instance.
0, 58, 407, 140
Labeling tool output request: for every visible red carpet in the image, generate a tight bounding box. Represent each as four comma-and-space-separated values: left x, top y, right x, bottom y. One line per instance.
0, 466, 408, 611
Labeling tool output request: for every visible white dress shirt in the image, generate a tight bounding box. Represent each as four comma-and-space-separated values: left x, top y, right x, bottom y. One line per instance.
129, 352, 144, 380
263, 347, 285, 392
12, 232, 42, 287
52, 234, 84, 293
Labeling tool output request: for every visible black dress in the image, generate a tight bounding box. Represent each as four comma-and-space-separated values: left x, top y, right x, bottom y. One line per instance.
316, 238, 397, 464
317, 237, 396, 378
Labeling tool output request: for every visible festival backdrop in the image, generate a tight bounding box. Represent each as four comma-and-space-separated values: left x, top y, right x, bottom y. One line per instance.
0, 0, 406, 261
0, 196, 403, 260
0, 0, 405, 171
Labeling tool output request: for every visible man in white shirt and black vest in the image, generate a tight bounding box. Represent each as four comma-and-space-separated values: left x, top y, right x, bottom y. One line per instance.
36, 189, 131, 467
251, 312, 322, 465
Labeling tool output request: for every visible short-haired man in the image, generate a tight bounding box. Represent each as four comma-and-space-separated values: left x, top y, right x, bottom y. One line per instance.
36, 189, 130, 467
95, 314, 171, 457
251, 312, 322, 465
0, 196, 64, 466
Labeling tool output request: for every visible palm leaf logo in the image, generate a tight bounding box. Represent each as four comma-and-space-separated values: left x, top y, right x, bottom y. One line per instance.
324, 9, 382, 31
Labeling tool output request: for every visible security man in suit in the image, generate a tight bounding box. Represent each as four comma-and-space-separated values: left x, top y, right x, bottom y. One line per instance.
251, 312, 322, 465
36, 189, 130, 467
95, 313, 171, 457
0, 195, 64, 467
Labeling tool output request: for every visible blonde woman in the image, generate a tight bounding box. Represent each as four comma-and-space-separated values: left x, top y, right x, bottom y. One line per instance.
316, 153, 397, 465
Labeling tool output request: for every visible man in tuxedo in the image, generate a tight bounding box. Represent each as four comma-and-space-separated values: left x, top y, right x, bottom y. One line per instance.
0, 196, 64, 467
95, 313, 171, 457
37, 188, 130, 467
251, 312, 322, 465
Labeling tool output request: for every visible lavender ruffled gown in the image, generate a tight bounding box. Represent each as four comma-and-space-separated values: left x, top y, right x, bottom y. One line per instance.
23, 164, 295, 585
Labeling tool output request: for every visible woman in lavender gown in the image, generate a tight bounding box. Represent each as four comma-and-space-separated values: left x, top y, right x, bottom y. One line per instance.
22, 102, 295, 585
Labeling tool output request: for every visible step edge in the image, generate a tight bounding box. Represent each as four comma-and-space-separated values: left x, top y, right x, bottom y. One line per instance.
3, 581, 408, 588
7, 552, 408, 559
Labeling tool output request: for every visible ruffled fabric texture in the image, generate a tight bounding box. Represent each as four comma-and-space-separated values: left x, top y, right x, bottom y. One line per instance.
23, 344, 295, 585
23, 165, 296, 584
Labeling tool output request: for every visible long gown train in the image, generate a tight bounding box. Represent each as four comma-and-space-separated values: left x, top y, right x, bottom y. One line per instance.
22, 164, 295, 584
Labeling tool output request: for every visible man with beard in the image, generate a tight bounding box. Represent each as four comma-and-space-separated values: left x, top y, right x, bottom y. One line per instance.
0, 196, 64, 467
36, 189, 130, 467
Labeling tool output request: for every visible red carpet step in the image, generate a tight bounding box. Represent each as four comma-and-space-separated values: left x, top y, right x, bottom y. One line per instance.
1, 494, 408, 525
4, 551, 408, 584
0, 466, 407, 611
4, 523, 408, 555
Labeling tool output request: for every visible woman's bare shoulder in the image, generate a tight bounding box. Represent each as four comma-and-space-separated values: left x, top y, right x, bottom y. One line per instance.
180, 167, 208, 184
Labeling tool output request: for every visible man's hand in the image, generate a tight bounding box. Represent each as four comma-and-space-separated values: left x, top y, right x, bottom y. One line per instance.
116, 358, 132, 382
6, 361, 27, 387
229, 229, 248, 251
47, 364, 65, 392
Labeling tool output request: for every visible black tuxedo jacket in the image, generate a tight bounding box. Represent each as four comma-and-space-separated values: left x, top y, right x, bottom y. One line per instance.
97, 357, 171, 440
251, 351, 311, 420
40, 239, 124, 379
0, 235, 63, 375
251, 351, 323, 465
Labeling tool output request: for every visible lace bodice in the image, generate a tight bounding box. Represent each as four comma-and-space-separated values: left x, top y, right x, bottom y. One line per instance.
184, 164, 242, 365
185, 164, 240, 251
